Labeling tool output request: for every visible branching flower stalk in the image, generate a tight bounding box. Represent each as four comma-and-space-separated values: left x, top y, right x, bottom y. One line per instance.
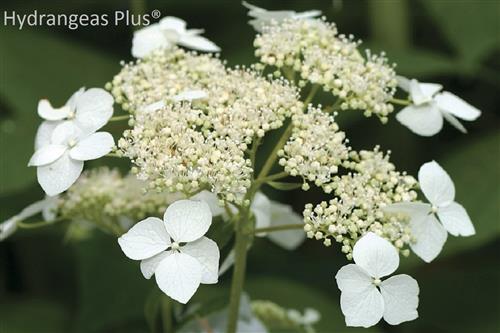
1, 3, 483, 332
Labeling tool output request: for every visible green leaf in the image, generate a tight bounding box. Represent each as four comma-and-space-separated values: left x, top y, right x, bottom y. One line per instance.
73, 232, 151, 332
422, 0, 500, 65
267, 181, 303, 191
0, 298, 69, 333
0, 28, 119, 195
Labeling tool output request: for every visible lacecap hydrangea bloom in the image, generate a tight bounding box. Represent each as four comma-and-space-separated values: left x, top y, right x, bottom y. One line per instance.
6, 2, 483, 332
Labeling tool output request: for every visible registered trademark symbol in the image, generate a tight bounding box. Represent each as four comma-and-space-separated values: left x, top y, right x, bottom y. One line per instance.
151, 9, 161, 19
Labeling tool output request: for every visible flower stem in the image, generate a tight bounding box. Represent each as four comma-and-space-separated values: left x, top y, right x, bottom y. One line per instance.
255, 171, 288, 184
161, 296, 173, 333
390, 98, 411, 106
109, 115, 130, 122
226, 210, 252, 333
257, 124, 293, 180
17, 218, 63, 229
253, 223, 304, 234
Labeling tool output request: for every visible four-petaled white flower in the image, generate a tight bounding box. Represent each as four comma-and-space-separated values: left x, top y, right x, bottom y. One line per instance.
0, 196, 58, 241
29, 122, 114, 196
396, 76, 481, 136
118, 199, 220, 304
384, 161, 475, 263
132, 16, 220, 58
30, 88, 115, 196
242, 1, 321, 32
335, 232, 419, 328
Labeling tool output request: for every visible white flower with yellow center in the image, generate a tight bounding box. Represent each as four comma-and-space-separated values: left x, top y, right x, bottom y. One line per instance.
384, 161, 475, 262
335, 232, 419, 328
118, 200, 220, 304
132, 16, 220, 58
396, 76, 481, 136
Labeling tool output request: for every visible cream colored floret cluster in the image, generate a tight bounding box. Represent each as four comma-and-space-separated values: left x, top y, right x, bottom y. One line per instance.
254, 18, 397, 121
110, 47, 226, 112
57, 168, 181, 233
303, 148, 418, 258
118, 102, 253, 204
278, 107, 349, 188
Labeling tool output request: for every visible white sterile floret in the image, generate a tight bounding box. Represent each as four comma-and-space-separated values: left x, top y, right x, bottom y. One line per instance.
36, 87, 114, 138
242, 1, 321, 32
0, 197, 57, 241
29, 121, 114, 196
252, 192, 305, 250
396, 76, 481, 136
384, 161, 475, 263
118, 200, 220, 304
172, 90, 208, 102
335, 232, 419, 328
132, 16, 220, 58
279, 107, 350, 187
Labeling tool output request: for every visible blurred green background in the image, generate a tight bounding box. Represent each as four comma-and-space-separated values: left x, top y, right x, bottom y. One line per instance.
0, 0, 499, 332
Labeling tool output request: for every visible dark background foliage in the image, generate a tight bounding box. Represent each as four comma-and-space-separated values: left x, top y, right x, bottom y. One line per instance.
0, 1, 499, 332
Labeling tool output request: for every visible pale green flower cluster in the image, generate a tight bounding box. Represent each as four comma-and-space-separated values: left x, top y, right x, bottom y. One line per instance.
303, 148, 418, 258
251, 300, 319, 332
57, 168, 181, 234
278, 107, 349, 188
110, 47, 226, 112
254, 18, 397, 121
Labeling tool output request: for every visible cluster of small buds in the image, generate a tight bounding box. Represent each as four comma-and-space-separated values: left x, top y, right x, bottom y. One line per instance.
303, 148, 418, 258
278, 107, 349, 188
251, 300, 318, 331
118, 102, 253, 204
109, 47, 227, 112
57, 168, 182, 234
254, 18, 397, 121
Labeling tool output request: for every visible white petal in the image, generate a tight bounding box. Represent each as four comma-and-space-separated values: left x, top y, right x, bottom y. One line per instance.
163, 200, 212, 243
155, 252, 202, 304
381, 274, 419, 325
409, 214, 448, 263
396, 76, 411, 92
37, 152, 83, 195
38, 99, 71, 121
28, 144, 67, 166
335, 264, 373, 292
442, 111, 467, 133
419, 83, 443, 99
35, 121, 60, 150
191, 190, 225, 216
51, 122, 84, 145
118, 217, 171, 260
409, 79, 432, 105
66, 87, 85, 110
159, 16, 187, 33
75, 88, 114, 133
140, 251, 171, 279
182, 236, 220, 284
383, 201, 431, 219
172, 90, 208, 102
18, 199, 51, 221
251, 192, 272, 231
178, 35, 221, 52
266, 201, 305, 250
0, 218, 18, 241
418, 161, 455, 207
293, 10, 322, 19
340, 287, 384, 328
438, 202, 475, 237
435, 91, 481, 121
352, 232, 399, 278
132, 24, 169, 58
69, 132, 114, 161
142, 100, 165, 113
396, 104, 443, 136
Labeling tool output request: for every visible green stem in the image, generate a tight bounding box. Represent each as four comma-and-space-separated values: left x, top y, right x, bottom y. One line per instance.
109, 115, 130, 122
303, 84, 320, 106
226, 210, 252, 333
161, 296, 173, 333
257, 124, 293, 180
106, 152, 124, 158
17, 218, 63, 229
253, 223, 304, 234
390, 98, 411, 106
256, 171, 288, 184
